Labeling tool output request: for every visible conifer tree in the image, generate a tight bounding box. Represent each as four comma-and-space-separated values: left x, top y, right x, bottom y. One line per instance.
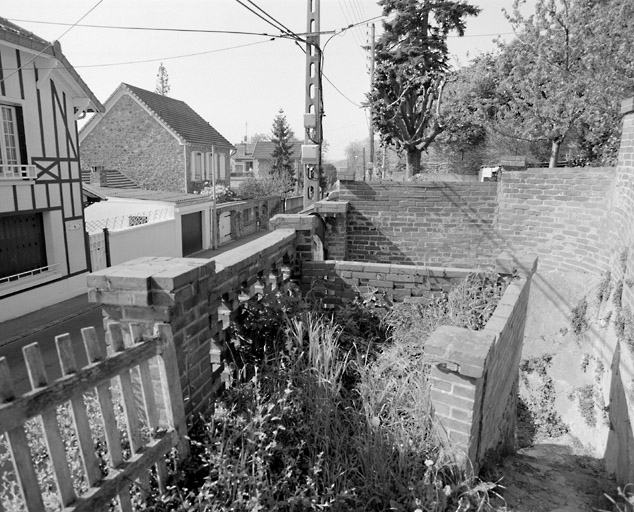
270, 109, 295, 186
155, 62, 170, 96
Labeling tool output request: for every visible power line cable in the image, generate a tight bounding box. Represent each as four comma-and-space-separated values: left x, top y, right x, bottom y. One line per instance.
244, 0, 300, 42
233, 0, 304, 43
1, 0, 104, 85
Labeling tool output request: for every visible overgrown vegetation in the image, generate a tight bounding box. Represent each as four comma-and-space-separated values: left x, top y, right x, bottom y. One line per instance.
145, 272, 510, 511
519, 354, 569, 438
1, 273, 511, 511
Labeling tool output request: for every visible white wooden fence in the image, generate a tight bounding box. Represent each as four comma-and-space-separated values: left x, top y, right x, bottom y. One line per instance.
0, 322, 189, 511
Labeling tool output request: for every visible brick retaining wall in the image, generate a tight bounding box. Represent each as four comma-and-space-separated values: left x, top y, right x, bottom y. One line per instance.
337, 181, 500, 267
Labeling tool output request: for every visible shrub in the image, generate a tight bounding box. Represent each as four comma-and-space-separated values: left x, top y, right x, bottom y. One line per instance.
236, 177, 294, 200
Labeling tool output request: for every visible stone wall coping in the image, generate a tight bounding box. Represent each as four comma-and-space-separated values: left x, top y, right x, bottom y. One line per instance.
495, 253, 538, 277
425, 325, 493, 379
211, 229, 295, 272
315, 200, 349, 214
310, 260, 482, 277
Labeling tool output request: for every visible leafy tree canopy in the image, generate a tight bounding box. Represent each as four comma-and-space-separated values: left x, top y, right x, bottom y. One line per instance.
368, 0, 480, 178
448, 0, 634, 167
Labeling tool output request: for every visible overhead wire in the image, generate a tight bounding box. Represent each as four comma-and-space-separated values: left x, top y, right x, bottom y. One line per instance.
1, 0, 104, 85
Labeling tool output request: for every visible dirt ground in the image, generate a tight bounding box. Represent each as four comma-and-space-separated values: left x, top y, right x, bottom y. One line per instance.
485, 269, 623, 512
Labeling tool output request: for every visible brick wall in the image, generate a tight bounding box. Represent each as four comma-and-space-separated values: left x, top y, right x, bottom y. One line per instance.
86, 229, 297, 419
497, 167, 615, 274
81, 94, 186, 193
337, 181, 501, 267
302, 261, 479, 307
335, 167, 615, 275
425, 254, 537, 472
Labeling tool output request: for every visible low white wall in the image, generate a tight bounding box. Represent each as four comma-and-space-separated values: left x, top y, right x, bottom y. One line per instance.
108, 220, 180, 266
0, 273, 88, 323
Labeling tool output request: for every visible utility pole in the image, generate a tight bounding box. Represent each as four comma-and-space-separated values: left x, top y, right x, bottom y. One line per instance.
301, 0, 321, 209
368, 23, 375, 181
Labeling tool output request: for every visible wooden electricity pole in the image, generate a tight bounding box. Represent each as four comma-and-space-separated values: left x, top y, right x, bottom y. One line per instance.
302, 0, 321, 209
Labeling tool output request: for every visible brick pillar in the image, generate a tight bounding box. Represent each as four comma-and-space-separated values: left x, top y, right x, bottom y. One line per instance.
315, 200, 348, 260
87, 256, 216, 418
426, 326, 491, 469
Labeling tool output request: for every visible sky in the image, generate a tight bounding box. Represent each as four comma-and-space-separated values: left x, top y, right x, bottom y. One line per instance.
2, 0, 535, 161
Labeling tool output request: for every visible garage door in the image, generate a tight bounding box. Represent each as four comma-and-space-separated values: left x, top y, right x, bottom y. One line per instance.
181, 212, 202, 256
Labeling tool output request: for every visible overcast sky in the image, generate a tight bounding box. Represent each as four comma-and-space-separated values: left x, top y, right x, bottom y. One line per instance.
3, 0, 534, 161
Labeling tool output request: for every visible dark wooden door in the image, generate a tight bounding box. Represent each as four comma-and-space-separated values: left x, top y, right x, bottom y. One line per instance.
0, 213, 47, 279
181, 212, 202, 256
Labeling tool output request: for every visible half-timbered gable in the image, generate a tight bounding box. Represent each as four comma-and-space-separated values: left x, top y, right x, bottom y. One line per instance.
0, 17, 104, 322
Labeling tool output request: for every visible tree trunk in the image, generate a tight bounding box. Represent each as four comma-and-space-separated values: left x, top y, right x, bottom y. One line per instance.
549, 139, 561, 168
405, 148, 422, 180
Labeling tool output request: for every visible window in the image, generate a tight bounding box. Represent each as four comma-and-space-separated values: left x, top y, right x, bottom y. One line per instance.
219, 153, 226, 179
205, 152, 213, 181
0, 105, 26, 178
190, 151, 203, 182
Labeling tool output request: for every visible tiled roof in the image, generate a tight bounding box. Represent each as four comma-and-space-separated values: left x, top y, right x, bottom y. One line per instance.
0, 17, 104, 113
91, 186, 214, 207
123, 84, 234, 149
81, 169, 140, 189
252, 141, 302, 161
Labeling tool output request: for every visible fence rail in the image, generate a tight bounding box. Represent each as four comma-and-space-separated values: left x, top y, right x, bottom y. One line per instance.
85, 208, 173, 234
0, 322, 189, 512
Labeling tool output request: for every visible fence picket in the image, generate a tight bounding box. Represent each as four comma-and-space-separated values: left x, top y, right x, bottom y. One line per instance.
22, 343, 76, 507
0, 358, 46, 512
81, 327, 131, 511
129, 323, 165, 492
1, 323, 187, 512
55, 334, 101, 486
155, 324, 190, 459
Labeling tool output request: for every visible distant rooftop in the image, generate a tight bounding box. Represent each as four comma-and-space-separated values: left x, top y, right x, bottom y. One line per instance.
123, 83, 234, 149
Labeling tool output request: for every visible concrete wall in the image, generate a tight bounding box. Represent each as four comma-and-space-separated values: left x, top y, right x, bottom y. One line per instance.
108, 220, 180, 265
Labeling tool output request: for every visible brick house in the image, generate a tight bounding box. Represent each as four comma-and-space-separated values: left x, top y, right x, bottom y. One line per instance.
0, 17, 104, 322
79, 83, 234, 194
230, 140, 302, 186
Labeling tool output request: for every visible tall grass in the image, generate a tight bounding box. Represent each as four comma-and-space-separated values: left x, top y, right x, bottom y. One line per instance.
146, 306, 499, 511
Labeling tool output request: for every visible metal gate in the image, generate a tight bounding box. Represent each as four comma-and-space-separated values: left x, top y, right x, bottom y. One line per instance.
181, 212, 202, 256
0, 213, 47, 279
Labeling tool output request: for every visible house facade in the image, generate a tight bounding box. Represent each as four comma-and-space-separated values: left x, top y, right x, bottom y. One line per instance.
230, 140, 302, 187
79, 83, 234, 194
0, 17, 104, 322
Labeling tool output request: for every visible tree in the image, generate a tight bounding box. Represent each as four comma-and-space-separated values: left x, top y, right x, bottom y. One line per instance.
270, 109, 296, 185
155, 62, 170, 96
368, 0, 480, 179
250, 133, 270, 143
478, 0, 634, 167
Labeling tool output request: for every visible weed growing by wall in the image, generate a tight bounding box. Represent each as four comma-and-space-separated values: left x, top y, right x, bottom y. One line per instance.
519, 354, 569, 438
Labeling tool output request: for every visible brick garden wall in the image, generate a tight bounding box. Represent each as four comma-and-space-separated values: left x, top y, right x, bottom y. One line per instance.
87, 229, 298, 418
497, 167, 615, 274
337, 181, 500, 268
425, 255, 536, 471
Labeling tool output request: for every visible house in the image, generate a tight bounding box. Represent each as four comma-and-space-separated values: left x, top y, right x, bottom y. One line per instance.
79, 83, 235, 194
230, 140, 302, 187
0, 17, 104, 323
